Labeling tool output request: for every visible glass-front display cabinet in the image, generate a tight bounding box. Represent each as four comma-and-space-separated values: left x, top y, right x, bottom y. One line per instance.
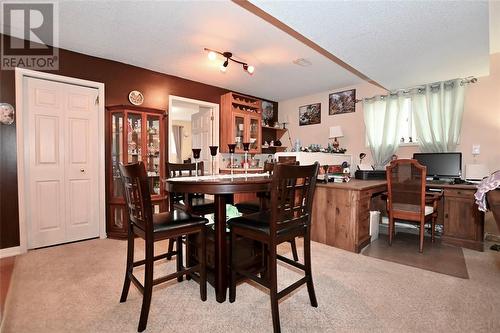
106, 105, 167, 238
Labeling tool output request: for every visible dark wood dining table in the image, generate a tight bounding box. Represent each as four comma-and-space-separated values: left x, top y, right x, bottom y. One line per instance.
165, 174, 271, 303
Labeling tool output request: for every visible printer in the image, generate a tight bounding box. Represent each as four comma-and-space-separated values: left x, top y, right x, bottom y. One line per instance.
354, 163, 386, 180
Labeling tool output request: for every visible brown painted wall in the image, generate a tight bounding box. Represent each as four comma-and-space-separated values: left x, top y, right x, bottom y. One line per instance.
0, 34, 277, 248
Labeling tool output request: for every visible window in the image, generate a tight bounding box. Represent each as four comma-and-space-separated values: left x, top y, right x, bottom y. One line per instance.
364, 97, 417, 147
398, 97, 417, 145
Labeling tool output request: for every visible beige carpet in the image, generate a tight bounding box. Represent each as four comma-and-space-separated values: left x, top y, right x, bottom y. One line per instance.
362, 233, 469, 279
1, 238, 500, 333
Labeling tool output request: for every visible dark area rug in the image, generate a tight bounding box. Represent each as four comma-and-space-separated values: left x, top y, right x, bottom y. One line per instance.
362, 233, 469, 279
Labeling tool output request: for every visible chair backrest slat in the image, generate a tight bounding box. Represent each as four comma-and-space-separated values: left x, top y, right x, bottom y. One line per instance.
168, 162, 205, 178
118, 162, 153, 232
269, 163, 319, 236
386, 159, 426, 215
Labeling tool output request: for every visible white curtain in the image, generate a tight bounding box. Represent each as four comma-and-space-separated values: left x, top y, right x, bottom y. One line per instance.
411, 79, 465, 152
363, 94, 405, 169
171, 125, 183, 162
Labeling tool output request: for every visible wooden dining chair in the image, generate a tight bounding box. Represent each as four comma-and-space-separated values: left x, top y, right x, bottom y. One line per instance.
234, 161, 300, 261
487, 189, 500, 251
228, 162, 320, 333
487, 190, 500, 231
166, 161, 216, 260
118, 162, 208, 332
167, 161, 215, 215
386, 159, 441, 253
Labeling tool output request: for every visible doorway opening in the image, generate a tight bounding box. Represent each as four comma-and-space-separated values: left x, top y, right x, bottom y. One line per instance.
168, 96, 220, 174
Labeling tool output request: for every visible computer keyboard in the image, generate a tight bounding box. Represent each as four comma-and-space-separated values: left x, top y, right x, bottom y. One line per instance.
427, 179, 452, 185
426, 179, 476, 186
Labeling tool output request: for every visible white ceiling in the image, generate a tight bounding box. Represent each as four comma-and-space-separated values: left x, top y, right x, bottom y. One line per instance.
53, 0, 362, 101
4, 1, 493, 100
251, 0, 491, 90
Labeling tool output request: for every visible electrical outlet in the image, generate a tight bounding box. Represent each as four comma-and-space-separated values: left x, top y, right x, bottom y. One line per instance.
472, 144, 480, 155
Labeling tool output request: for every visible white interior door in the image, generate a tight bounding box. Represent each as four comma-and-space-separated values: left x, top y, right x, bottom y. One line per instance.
192, 107, 213, 174
25, 77, 99, 249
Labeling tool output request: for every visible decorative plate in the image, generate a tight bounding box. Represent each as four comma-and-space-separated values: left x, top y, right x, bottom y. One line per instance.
0, 103, 15, 125
128, 90, 144, 106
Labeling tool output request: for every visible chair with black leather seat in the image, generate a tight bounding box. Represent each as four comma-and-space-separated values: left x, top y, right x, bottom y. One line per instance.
234, 161, 300, 261
168, 161, 215, 215
386, 159, 441, 253
166, 161, 216, 260
118, 162, 207, 332
228, 162, 320, 333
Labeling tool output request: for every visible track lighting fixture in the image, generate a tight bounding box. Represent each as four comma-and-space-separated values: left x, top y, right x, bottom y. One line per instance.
204, 48, 255, 75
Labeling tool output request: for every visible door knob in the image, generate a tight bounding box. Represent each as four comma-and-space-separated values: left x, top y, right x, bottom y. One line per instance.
80, 169, 85, 173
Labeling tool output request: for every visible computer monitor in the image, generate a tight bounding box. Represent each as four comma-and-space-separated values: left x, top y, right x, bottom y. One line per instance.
412, 152, 462, 180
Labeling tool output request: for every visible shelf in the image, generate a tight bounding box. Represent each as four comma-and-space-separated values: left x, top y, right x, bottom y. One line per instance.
231, 93, 260, 106
232, 101, 260, 110
261, 146, 287, 153
262, 126, 287, 135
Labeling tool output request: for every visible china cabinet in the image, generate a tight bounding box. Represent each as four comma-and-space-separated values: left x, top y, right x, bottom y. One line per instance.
220, 92, 262, 154
105, 105, 167, 238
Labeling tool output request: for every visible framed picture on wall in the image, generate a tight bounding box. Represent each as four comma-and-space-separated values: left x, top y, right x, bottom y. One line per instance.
262, 101, 274, 126
329, 89, 356, 115
299, 103, 321, 126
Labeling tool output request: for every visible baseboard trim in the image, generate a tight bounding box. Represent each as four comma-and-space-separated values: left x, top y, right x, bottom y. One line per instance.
0, 246, 21, 259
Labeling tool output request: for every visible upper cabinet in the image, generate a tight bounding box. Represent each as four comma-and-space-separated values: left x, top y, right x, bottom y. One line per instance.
220, 92, 262, 154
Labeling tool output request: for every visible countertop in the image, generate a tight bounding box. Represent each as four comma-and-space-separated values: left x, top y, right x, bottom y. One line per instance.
316, 179, 387, 190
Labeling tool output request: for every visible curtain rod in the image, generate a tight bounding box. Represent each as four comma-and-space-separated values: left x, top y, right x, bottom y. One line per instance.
354, 76, 477, 103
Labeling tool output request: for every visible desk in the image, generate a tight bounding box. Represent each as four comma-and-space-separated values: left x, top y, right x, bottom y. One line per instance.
311, 180, 484, 252
427, 183, 484, 251
166, 174, 271, 303
311, 180, 386, 253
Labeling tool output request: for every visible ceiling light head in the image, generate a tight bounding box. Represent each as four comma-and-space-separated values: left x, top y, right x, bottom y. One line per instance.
223, 59, 229, 68
207, 51, 217, 61
219, 64, 227, 73
243, 63, 254, 75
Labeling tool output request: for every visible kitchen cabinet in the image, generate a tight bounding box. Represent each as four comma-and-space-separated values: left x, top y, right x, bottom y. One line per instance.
220, 92, 262, 154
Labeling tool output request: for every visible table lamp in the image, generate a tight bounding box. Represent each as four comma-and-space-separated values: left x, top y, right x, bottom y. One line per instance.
329, 126, 344, 150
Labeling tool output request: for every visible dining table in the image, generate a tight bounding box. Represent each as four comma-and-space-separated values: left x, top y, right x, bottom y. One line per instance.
165, 173, 271, 303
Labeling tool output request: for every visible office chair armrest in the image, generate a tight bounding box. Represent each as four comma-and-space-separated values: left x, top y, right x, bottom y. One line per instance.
425, 192, 442, 202
425, 192, 442, 211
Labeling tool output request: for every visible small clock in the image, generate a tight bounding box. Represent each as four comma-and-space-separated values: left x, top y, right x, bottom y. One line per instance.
128, 90, 144, 106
